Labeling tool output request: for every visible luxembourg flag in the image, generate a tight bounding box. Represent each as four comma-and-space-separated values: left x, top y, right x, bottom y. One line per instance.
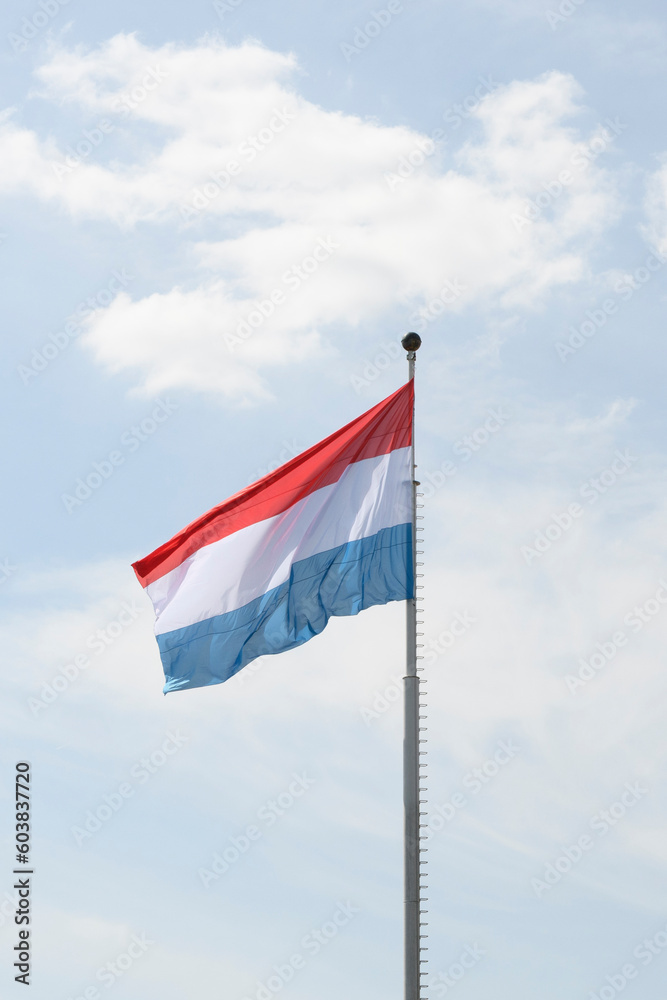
133, 381, 415, 693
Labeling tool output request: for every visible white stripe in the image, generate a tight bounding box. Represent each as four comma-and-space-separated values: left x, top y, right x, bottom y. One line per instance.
148, 448, 411, 635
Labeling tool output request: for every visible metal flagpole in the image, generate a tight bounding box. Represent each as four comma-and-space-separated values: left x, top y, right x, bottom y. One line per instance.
401, 331, 425, 1000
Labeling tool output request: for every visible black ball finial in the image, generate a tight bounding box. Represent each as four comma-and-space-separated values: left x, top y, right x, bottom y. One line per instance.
401, 332, 422, 353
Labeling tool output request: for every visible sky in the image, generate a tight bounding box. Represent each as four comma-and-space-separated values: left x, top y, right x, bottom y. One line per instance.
1, 0, 667, 997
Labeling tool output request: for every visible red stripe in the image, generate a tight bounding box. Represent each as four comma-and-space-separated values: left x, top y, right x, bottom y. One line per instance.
132, 380, 413, 587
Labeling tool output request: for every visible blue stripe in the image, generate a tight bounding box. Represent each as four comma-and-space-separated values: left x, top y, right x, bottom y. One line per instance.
157, 522, 413, 693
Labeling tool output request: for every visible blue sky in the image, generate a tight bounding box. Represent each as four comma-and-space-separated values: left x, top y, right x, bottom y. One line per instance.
2, 1, 667, 997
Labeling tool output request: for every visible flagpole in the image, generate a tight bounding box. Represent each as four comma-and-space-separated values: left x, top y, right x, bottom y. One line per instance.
402, 331, 424, 1000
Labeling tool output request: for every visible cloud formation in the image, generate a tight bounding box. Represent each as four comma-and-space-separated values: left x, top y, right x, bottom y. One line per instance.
0, 35, 623, 401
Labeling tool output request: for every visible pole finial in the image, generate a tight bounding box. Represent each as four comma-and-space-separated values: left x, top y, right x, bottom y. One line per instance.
401, 332, 422, 354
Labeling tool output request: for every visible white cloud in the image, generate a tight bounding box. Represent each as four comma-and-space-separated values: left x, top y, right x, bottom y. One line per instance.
5, 409, 667, 989
644, 156, 667, 256
0, 36, 623, 402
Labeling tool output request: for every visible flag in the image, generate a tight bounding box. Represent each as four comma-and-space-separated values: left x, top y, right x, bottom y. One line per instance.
133, 381, 414, 693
